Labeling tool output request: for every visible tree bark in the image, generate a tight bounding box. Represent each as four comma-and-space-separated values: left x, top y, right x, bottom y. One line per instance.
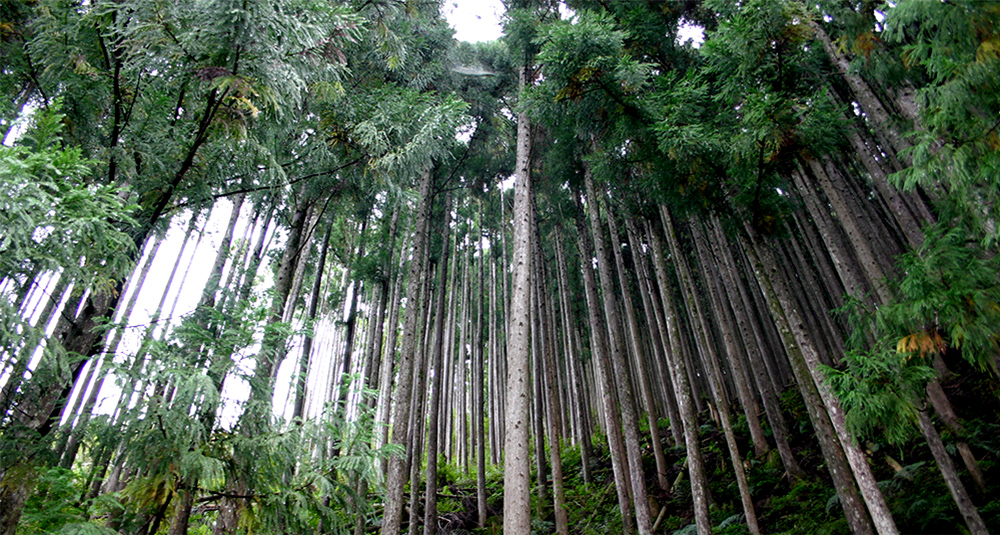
663, 209, 759, 535
606, 206, 670, 490
502, 61, 535, 535
741, 226, 896, 535
423, 192, 451, 535
646, 219, 712, 535
573, 192, 635, 534
381, 165, 435, 535
915, 408, 988, 535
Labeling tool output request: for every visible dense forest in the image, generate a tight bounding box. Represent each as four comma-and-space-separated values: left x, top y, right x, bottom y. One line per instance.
0, 0, 997, 534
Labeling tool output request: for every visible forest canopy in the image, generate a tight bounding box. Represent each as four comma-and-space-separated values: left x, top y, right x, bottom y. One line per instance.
0, 1, 997, 535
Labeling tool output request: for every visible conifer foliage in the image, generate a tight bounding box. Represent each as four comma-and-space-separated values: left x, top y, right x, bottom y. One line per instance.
0, 1, 997, 534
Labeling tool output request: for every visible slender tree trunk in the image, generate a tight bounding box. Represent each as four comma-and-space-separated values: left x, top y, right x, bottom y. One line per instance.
423, 192, 452, 535
554, 229, 594, 482
333, 217, 368, 418
646, 219, 712, 535
293, 224, 332, 421
606, 206, 670, 490
381, 166, 435, 535
741, 226, 896, 535
531, 209, 569, 535
925, 378, 987, 495
688, 217, 764, 533
475, 202, 488, 528
503, 61, 535, 535
573, 192, 636, 534
915, 408, 988, 535
709, 217, 805, 480
584, 169, 651, 534
692, 219, 769, 457
376, 229, 411, 472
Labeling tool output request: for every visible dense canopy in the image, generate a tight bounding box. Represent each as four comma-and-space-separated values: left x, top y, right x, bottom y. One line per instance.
0, 1, 997, 534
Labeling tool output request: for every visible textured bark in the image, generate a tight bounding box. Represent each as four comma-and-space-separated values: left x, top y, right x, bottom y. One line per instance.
916, 409, 988, 535
0, 464, 34, 535
530, 206, 569, 535
381, 166, 434, 535
691, 219, 769, 459
585, 171, 651, 535
292, 224, 331, 421
812, 21, 912, 160
423, 193, 452, 535
554, 229, 594, 483
475, 203, 488, 528
502, 62, 534, 534
625, 218, 684, 446
645, 220, 711, 535
843, 124, 933, 249
789, 167, 871, 302
607, 207, 669, 490
663, 209, 759, 534
530, 287, 550, 512
376, 229, 410, 470
573, 193, 635, 534
709, 217, 805, 480
805, 159, 894, 303
406, 263, 433, 535
741, 227, 896, 535
925, 378, 987, 495
166, 487, 195, 535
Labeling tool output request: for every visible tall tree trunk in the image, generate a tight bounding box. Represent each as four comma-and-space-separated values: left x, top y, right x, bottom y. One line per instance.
924, 377, 987, 495
381, 166, 435, 535
573, 193, 635, 534
584, 169, 651, 535
530, 283, 550, 514
502, 61, 535, 535
624, 218, 684, 447
474, 202, 488, 528
333, 217, 369, 418
740, 225, 896, 535
663, 209, 759, 534
423, 192, 452, 535
606, 206, 670, 490
709, 217, 805, 480
554, 227, 594, 482
293, 224, 332, 421
531, 210, 569, 535
376, 229, 411, 473
646, 219, 712, 535
915, 408, 988, 535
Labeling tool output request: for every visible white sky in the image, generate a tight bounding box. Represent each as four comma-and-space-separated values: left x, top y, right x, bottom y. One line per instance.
444, 0, 505, 43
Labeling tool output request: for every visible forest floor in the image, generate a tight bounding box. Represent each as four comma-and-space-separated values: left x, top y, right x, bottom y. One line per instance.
403, 379, 999, 535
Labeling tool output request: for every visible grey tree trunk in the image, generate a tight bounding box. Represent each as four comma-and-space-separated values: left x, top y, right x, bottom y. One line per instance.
475, 202, 488, 528
584, 170, 651, 535
915, 408, 988, 535
663, 209, 759, 534
606, 206, 670, 490
573, 192, 635, 534
502, 61, 535, 535
381, 165, 435, 535
709, 217, 805, 480
293, 224, 332, 421
741, 226, 896, 535
423, 192, 452, 535
646, 219, 712, 535
554, 228, 594, 483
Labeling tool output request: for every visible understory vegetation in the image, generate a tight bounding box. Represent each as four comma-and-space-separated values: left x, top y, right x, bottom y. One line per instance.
1, 0, 997, 534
